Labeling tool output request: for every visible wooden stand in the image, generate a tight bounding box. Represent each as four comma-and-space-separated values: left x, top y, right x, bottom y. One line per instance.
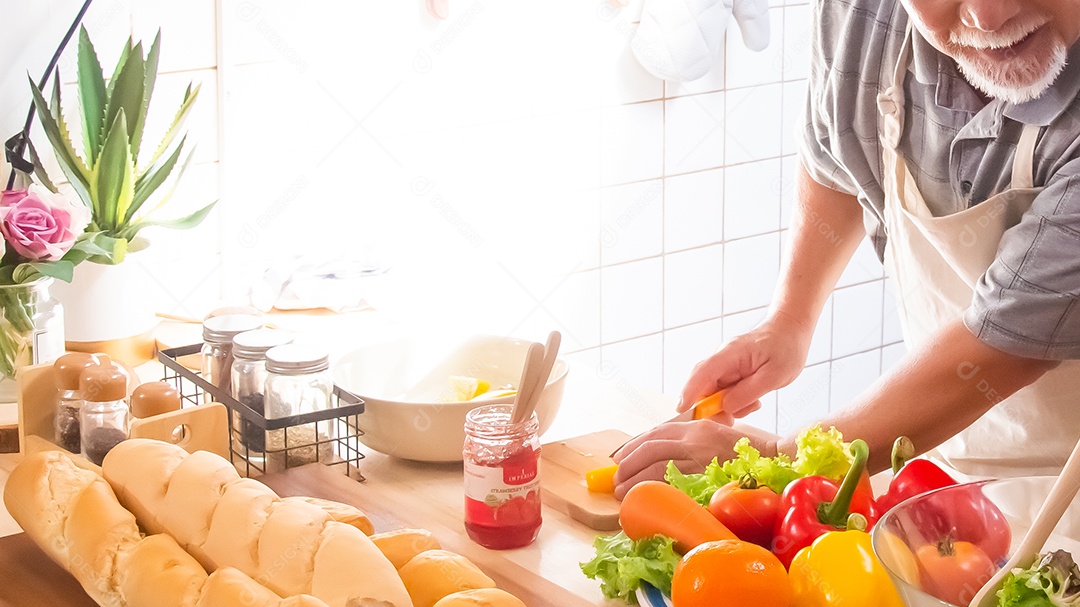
16, 362, 231, 464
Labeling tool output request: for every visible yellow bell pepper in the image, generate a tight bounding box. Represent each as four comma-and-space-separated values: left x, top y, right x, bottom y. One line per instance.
789, 529, 904, 607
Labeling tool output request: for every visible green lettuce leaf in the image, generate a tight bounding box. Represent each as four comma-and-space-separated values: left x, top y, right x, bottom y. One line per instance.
664, 459, 728, 506
720, 438, 800, 494
997, 551, 1080, 607
580, 531, 680, 604
664, 425, 852, 505
792, 424, 853, 481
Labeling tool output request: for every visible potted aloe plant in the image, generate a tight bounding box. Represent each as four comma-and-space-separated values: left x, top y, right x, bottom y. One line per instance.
29, 27, 215, 363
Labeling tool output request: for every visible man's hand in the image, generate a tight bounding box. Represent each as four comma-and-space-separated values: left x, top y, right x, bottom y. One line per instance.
678, 312, 813, 419
610, 420, 780, 499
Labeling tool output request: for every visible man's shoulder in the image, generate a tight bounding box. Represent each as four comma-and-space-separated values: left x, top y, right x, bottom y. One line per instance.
818, 0, 901, 25
814, 0, 905, 74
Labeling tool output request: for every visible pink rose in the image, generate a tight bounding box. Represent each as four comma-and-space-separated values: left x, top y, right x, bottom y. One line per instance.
0, 187, 79, 262
1, 189, 27, 207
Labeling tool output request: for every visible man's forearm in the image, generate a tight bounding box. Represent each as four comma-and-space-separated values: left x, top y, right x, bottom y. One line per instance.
772, 164, 867, 334
775, 320, 1058, 472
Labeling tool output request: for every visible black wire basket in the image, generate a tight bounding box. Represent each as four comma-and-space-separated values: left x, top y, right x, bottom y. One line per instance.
158, 344, 365, 480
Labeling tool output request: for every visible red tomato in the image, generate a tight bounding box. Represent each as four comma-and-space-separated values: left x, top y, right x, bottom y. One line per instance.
707, 479, 781, 548
915, 537, 997, 605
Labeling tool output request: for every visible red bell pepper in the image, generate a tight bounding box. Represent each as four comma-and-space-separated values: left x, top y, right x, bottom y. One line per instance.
876, 436, 957, 514
773, 439, 877, 567
874, 437, 1011, 564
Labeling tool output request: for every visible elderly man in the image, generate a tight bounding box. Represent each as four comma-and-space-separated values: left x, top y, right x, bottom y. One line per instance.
614, 0, 1080, 496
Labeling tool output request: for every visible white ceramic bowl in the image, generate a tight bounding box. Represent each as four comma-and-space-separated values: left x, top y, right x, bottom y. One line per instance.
873, 477, 1080, 607
333, 335, 567, 462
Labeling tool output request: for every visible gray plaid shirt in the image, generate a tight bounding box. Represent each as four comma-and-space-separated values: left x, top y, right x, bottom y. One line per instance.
801, 0, 1080, 360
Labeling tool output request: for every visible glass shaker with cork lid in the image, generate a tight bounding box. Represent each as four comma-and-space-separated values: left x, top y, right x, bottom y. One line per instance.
80, 364, 129, 466
263, 344, 334, 471
230, 329, 293, 454
130, 382, 182, 419
200, 314, 263, 399
53, 352, 101, 453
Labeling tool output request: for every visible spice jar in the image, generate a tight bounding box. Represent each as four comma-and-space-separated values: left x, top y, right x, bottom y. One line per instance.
230, 329, 293, 453
53, 353, 100, 453
80, 364, 129, 466
201, 314, 263, 399
263, 345, 334, 471
463, 404, 542, 549
130, 382, 181, 419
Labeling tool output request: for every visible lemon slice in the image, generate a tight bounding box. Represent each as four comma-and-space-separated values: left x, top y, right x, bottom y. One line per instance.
470, 388, 518, 401
442, 376, 491, 402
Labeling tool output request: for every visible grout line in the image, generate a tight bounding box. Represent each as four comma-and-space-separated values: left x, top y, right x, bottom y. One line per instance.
213, 0, 227, 299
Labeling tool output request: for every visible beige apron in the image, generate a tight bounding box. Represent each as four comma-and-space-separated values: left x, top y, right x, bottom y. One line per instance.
876, 27, 1080, 479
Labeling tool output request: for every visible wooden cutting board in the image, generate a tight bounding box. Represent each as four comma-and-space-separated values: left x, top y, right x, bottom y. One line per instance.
540, 429, 630, 531
0, 534, 99, 607
261, 464, 588, 607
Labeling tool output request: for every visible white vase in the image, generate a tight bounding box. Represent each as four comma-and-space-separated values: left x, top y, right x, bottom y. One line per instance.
51, 256, 158, 366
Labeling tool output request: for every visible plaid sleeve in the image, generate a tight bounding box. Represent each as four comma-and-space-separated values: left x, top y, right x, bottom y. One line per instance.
965, 169, 1080, 360
798, 1, 861, 197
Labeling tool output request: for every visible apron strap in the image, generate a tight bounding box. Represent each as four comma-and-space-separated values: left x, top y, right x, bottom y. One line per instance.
876, 24, 914, 150
1012, 124, 1040, 190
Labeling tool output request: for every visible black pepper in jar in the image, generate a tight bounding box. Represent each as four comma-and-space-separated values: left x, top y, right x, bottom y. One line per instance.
84, 427, 127, 466
56, 403, 81, 453
239, 393, 266, 452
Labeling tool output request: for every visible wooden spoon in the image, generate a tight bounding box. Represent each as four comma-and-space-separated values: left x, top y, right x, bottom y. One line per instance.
969, 436, 1080, 607
510, 342, 545, 424
512, 331, 561, 425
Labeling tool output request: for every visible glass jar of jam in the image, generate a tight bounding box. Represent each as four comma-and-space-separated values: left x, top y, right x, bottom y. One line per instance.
463, 404, 542, 549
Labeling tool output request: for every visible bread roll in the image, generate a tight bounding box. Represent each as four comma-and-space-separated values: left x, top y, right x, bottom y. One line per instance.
196, 567, 283, 607
398, 550, 496, 607
432, 589, 527, 607
160, 450, 241, 562
202, 478, 278, 574
278, 596, 333, 607
311, 522, 414, 607
257, 497, 332, 596
116, 534, 208, 607
370, 528, 441, 569
4, 451, 140, 607
102, 438, 187, 534
64, 477, 142, 604
3, 450, 97, 565
290, 495, 374, 535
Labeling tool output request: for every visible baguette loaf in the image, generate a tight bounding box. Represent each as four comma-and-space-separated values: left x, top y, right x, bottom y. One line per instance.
101, 439, 412, 607
432, 589, 528, 607
5, 450, 336, 607
4, 450, 138, 607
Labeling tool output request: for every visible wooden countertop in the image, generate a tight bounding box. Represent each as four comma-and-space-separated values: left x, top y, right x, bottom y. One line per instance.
0, 349, 677, 603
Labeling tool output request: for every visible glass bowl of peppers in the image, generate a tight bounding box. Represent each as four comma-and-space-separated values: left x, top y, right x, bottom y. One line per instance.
872, 475, 1080, 607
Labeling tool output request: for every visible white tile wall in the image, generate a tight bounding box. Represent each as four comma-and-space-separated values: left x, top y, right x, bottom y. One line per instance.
602, 101, 664, 185
777, 361, 830, 435
664, 244, 723, 329
725, 83, 783, 165
601, 257, 663, 343
601, 333, 665, 395
1, 0, 903, 442
664, 169, 724, 253
723, 233, 780, 314
601, 180, 664, 265
665, 92, 726, 175
724, 158, 782, 240
663, 318, 723, 396
832, 281, 885, 358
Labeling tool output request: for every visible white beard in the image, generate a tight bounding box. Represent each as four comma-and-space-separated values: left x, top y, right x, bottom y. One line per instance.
953, 43, 1068, 104
944, 16, 1069, 104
